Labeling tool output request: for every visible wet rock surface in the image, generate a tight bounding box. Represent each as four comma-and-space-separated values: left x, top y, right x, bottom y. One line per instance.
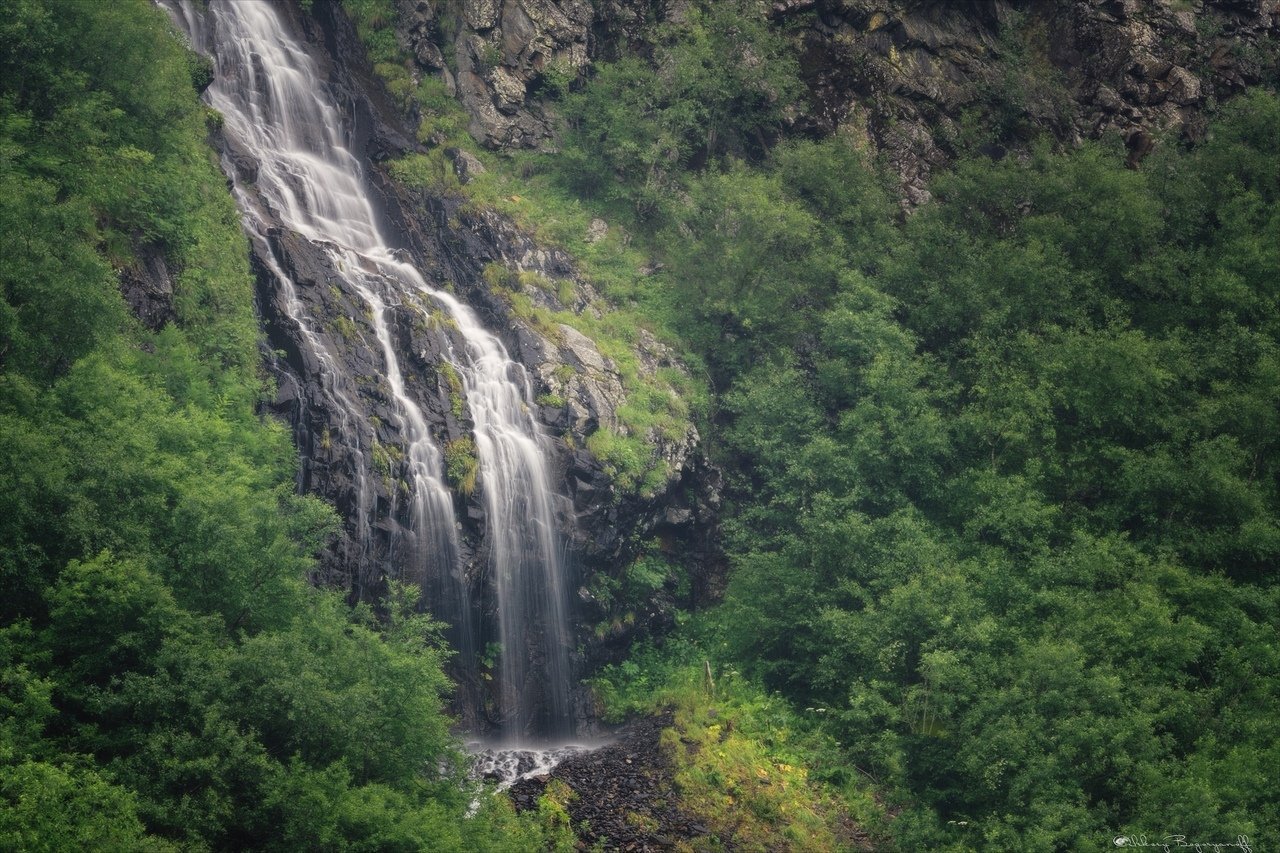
117, 241, 175, 332
202, 0, 723, 733
510, 711, 715, 851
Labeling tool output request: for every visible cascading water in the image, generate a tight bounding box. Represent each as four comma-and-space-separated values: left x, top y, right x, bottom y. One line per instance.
167, 0, 575, 743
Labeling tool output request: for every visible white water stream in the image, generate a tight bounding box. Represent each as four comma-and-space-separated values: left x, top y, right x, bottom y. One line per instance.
168, 0, 575, 747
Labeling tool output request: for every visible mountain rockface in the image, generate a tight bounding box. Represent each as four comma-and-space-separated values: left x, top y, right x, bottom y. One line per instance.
395, 0, 1278, 203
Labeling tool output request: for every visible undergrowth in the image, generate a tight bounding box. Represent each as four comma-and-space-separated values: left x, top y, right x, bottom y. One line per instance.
591, 621, 890, 851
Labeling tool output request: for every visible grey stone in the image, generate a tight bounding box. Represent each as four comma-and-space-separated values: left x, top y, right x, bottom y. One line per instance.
447, 147, 487, 183
585, 218, 608, 243
463, 0, 500, 31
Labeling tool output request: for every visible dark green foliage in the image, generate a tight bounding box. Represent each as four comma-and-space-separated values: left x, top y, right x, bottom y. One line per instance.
662, 163, 841, 377
558, 0, 801, 218
655, 137, 894, 382
708, 94, 1280, 847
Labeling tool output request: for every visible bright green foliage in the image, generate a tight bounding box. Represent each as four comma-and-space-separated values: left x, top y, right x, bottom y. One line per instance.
444, 435, 480, 496
591, 624, 890, 850
663, 164, 840, 375
0, 1, 568, 848
339, 0, 416, 109
0, 759, 170, 852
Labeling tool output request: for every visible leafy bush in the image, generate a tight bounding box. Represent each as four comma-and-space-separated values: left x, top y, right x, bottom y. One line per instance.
559, 0, 802, 218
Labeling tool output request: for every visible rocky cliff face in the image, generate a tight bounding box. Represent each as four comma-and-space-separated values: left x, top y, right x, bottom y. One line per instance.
395, 0, 664, 148
366, 182, 724, 673
392, 0, 1277, 204
224, 0, 720, 719
396, 0, 590, 148
784, 0, 1280, 204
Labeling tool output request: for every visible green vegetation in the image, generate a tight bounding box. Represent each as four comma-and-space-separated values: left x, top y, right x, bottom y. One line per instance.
444, 436, 480, 496
587, 545, 689, 640
6, 0, 1278, 847
331, 0, 1280, 844
437, 360, 465, 417
0, 1, 573, 848
371, 440, 402, 491
557, 0, 801, 219
708, 96, 1280, 848
592, 625, 888, 851
339, 0, 415, 109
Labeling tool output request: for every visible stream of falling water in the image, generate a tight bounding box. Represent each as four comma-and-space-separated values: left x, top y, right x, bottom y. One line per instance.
168, 0, 575, 746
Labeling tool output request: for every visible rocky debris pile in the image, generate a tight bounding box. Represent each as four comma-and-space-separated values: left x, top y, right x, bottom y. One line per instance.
509, 711, 715, 851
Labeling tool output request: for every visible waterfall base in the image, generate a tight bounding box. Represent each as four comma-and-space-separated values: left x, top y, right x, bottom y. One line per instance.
468, 740, 602, 789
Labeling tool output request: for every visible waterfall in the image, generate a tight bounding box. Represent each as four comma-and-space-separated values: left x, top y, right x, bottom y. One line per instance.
168, 0, 574, 739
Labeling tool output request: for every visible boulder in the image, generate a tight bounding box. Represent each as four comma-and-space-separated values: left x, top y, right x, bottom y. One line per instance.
585, 217, 608, 243
446, 147, 487, 183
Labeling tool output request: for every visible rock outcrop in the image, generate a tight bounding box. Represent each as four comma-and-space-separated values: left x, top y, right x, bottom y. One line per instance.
396, 0, 595, 148
393, 0, 1277, 202
393, 0, 671, 149
781, 0, 1280, 203
117, 242, 175, 332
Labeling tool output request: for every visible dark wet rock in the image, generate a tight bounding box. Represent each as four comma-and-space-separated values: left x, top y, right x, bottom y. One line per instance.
393, 0, 597, 149
368, 167, 725, 677
117, 241, 174, 331
510, 711, 712, 851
